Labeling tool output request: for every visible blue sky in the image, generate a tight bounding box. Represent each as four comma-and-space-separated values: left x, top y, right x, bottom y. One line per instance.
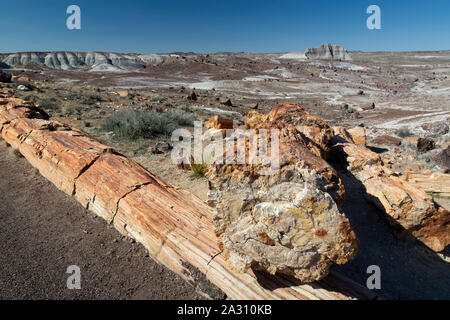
0, 0, 449, 53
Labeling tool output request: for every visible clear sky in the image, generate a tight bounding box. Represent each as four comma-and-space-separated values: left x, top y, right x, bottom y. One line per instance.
1, 0, 449, 53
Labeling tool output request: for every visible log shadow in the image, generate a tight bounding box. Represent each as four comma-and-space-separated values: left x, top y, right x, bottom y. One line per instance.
252, 268, 381, 300
329, 160, 450, 300
366, 145, 389, 154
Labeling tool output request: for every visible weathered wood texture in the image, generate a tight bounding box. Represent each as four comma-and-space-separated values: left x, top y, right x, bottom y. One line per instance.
0, 92, 377, 300
403, 172, 450, 198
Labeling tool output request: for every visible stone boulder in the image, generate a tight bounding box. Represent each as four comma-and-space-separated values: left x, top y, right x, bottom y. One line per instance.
347, 127, 366, 147
404, 136, 435, 152
373, 135, 402, 146
205, 104, 358, 283
360, 103, 375, 111
431, 143, 450, 173
205, 115, 234, 130
186, 90, 197, 101
148, 141, 173, 154
305, 44, 352, 61
220, 98, 233, 107
422, 122, 449, 135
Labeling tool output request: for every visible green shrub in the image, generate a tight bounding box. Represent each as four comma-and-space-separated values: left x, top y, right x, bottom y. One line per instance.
37, 98, 61, 111
62, 102, 83, 115
102, 109, 196, 140
81, 94, 102, 105
191, 161, 208, 178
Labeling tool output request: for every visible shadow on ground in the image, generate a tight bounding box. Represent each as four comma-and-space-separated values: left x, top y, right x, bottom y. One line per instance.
330, 162, 450, 300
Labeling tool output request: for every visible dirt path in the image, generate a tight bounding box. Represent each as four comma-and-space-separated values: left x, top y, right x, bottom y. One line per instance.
0, 142, 204, 300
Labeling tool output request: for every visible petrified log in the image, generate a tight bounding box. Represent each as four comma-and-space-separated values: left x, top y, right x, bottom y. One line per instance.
347, 127, 366, 147
246, 103, 333, 159
206, 104, 359, 283
403, 172, 450, 198
205, 115, 234, 130
331, 128, 449, 252
0, 92, 375, 300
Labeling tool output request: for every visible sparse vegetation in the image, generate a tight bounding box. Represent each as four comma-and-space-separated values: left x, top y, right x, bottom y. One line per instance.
397, 127, 412, 138
101, 109, 196, 140
10, 148, 23, 159
37, 97, 61, 111
62, 101, 84, 115
191, 161, 208, 178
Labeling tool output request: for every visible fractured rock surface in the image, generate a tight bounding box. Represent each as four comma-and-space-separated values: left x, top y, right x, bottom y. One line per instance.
206, 104, 359, 283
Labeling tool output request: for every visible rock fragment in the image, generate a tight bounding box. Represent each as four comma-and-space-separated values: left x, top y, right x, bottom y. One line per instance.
186, 90, 197, 101
347, 127, 366, 147
372, 135, 402, 146
0, 70, 12, 83
148, 141, 173, 154
404, 136, 435, 152
421, 122, 449, 135
431, 143, 450, 172
220, 98, 232, 107
205, 116, 234, 130
331, 132, 449, 252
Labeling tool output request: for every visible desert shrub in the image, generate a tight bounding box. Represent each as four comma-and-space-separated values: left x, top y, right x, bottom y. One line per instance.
62, 102, 83, 115
190, 158, 208, 178
37, 97, 61, 111
66, 92, 82, 100
397, 127, 412, 138
81, 94, 102, 105
102, 109, 196, 140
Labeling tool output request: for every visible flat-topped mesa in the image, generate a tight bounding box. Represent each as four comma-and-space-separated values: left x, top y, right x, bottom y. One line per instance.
332, 127, 449, 252
305, 44, 352, 61
206, 104, 359, 283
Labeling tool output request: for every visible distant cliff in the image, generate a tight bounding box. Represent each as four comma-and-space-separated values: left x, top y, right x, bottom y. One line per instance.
305, 44, 352, 61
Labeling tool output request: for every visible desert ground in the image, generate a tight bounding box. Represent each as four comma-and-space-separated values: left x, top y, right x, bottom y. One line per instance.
0, 49, 449, 299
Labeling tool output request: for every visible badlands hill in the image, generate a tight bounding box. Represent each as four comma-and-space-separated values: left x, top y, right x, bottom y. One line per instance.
0, 45, 354, 72
0, 52, 169, 71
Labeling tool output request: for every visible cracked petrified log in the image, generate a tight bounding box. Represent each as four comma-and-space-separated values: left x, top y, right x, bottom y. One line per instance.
332, 127, 449, 252
0, 91, 375, 299
206, 104, 359, 283
246, 103, 334, 159
403, 172, 450, 198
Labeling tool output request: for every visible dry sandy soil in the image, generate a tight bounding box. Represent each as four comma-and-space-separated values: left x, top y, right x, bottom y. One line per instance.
0, 142, 205, 300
